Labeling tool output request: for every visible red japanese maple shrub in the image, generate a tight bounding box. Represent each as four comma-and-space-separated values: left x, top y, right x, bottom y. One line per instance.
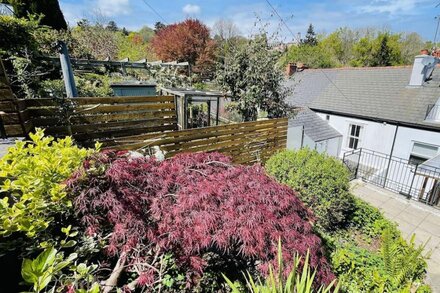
67, 151, 335, 289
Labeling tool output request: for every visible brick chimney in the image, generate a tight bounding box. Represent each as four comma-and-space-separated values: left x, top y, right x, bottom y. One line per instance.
286, 63, 297, 76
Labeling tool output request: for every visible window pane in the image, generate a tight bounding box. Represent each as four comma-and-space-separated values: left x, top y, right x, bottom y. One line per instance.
412, 142, 438, 159
355, 125, 361, 137
409, 155, 427, 166
350, 125, 355, 136
353, 138, 358, 149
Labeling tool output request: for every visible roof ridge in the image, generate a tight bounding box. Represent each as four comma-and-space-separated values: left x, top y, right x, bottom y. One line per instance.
301, 65, 414, 71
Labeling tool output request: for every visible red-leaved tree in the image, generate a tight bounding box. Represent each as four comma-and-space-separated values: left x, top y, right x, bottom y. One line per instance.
150, 19, 216, 78
67, 151, 335, 290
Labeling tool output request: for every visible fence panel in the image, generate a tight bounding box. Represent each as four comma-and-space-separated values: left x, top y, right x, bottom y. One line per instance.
16, 96, 178, 143
100, 118, 288, 165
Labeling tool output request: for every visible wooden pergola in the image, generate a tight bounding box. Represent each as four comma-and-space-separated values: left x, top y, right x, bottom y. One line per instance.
160, 87, 228, 129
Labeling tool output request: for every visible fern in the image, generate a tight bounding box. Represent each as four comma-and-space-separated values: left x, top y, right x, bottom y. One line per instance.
380, 228, 428, 290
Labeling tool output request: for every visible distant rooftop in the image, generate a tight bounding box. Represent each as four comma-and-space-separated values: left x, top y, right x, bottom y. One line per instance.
286, 65, 440, 130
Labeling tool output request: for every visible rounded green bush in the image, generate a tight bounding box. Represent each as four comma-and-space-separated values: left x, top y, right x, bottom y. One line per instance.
265, 149, 356, 230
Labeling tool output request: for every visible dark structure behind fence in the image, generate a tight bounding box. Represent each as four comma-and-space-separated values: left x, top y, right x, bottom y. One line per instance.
343, 148, 440, 207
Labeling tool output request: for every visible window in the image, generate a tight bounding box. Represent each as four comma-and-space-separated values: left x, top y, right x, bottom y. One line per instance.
409, 142, 439, 165
347, 124, 362, 149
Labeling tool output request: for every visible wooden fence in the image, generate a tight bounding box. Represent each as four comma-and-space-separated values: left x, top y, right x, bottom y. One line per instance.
1, 95, 177, 144
100, 118, 288, 165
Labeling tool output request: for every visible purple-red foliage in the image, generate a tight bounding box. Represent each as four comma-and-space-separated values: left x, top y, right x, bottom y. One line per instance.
67, 151, 335, 287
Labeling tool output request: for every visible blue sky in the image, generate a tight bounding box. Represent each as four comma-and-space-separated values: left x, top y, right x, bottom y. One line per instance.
59, 0, 440, 41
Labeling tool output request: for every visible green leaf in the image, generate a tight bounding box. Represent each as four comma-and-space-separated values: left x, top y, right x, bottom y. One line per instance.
32, 247, 57, 274
21, 258, 37, 284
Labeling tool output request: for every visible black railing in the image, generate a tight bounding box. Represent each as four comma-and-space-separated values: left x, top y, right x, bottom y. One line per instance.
343, 148, 440, 207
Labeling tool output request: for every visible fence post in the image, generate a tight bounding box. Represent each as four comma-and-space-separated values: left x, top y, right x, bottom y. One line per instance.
355, 148, 362, 179
383, 152, 393, 188
408, 164, 418, 199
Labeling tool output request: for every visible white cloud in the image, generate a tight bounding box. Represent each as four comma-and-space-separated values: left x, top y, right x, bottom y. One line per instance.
95, 0, 131, 17
359, 0, 430, 15
183, 4, 201, 15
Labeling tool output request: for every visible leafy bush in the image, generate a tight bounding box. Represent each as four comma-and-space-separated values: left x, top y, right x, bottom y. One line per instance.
332, 229, 428, 292
39, 73, 116, 98
0, 129, 95, 238
67, 151, 335, 290
265, 149, 356, 230
0, 15, 39, 56
350, 197, 397, 238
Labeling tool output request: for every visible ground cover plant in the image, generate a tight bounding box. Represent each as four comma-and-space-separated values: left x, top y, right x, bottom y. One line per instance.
266, 149, 430, 292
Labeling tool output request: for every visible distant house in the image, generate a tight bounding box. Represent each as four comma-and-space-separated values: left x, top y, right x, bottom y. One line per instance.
286, 55, 440, 165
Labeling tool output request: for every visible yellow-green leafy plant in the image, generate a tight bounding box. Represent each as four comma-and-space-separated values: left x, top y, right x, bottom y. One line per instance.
0, 129, 97, 238
223, 240, 339, 293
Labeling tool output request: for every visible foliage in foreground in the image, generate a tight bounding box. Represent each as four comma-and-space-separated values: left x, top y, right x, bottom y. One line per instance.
265, 149, 430, 292
0, 129, 95, 238
67, 151, 335, 290
224, 240, 338, 293
265, 149, 356, 230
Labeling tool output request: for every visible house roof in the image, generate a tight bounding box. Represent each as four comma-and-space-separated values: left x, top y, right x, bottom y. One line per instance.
285, 65, 440, 130
289, 108, 342, 142
416, 153, 440, 179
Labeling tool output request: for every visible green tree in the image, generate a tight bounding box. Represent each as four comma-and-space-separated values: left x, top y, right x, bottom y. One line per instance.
2, 0, 67, 30
302, 23, 318, 46
216, 34, 291, 121
281, 43, 338, 68
351, 36, 374, 66
400, 32, 425, 64
138, 25, 155, 42
154, 21, 166, 33
106, 20, 118, 32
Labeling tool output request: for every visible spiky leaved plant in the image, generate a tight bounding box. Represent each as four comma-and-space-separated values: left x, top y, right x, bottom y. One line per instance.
224, 240, 339, 293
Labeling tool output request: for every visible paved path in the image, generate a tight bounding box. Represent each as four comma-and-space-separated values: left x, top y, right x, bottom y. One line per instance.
0, 138, 20, 158
352, 180, 440, 291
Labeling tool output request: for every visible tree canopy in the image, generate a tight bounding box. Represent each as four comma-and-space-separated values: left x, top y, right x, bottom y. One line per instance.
216, 34, 291, 121
282, 26, 430, 68
151, 18, 216, 78
2, 0, 67, 30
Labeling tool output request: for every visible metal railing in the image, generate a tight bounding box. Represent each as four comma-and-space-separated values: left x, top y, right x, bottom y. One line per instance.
343, 148, 440, 207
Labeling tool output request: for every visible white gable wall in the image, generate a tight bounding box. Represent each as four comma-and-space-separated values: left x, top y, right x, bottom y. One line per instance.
314, 112, 440, 161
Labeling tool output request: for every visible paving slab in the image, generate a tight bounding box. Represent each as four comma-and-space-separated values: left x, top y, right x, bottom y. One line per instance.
351, 180, 440, 292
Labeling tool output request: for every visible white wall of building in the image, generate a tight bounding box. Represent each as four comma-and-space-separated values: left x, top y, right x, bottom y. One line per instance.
316, 112, 396, 157
315, 112, 440, 161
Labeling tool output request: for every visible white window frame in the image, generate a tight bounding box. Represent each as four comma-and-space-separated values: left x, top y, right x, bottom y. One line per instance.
409, 141, 440, 165
347, 124, 362, 150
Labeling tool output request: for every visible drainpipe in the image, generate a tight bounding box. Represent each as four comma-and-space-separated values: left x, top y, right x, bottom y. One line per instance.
383, 124, 399, 188
55, 41, 77, 98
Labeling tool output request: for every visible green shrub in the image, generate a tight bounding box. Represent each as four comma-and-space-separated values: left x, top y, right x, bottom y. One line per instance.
350, 198, 397, 238
39, 73, 116, 98
265, 149, 356, 230
0, 15, 40, 56
332, 229, 428, 292
0, 129, 95, 238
